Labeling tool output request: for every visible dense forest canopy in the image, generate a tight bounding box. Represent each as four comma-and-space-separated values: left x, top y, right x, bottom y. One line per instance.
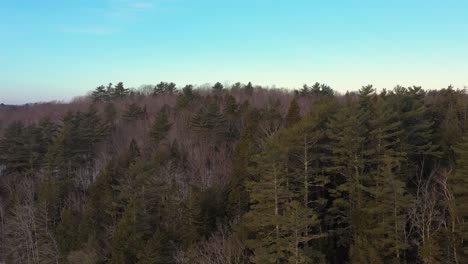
1, 82, 468, 264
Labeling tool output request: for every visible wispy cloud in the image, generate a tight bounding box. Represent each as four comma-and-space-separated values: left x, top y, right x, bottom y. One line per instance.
122, 0, 154, 9
59, 26, 116, 35
59, 0, 158, 34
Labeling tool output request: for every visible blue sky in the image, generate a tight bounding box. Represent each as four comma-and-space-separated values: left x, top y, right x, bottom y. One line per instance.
1, 0, 467, 104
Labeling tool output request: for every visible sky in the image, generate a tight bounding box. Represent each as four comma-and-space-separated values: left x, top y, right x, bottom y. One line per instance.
1, 0, 468, 104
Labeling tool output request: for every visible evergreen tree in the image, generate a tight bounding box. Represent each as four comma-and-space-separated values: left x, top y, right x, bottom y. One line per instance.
123, 103, 147, 121
390, 86, 440, 183
153, 82, 177, 94
231, 82, 242, 91
149, 106, 172, 149
299, 84, 310, 96
245, 136, 320, 263
324, 102, 367, 259
92, 85, 110, 102
212, 82, 224, 92
449, 132, 468, 263
224, 94, 239, 116
137, 231, 172, 264
113, 82, 129, 98
110, 199, 147, 264
176, 84, 196, 108
191, 101, 227, 141
0, 121, 29, 174
223, 94, 240, 140
244, 81, 254, 95
227, 108, 259, 218
286, 98, 301, 127
244, 138, 290, 263
103, 102, 117, 132
364, 95, 410, 262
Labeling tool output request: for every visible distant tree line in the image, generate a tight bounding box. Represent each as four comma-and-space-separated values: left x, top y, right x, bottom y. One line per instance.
0, 82, 467, 264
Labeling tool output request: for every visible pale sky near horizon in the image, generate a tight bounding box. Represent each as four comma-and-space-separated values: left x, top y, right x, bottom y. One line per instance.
1, 0, 467, 104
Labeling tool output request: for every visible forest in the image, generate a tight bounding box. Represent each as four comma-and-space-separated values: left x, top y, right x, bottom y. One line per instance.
0, 82, 467, 264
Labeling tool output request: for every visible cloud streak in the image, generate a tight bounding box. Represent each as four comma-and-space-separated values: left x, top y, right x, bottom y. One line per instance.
118, 0, 155, 10
128, 2, 154, 9
59, 0, 157, 34
59, 26, 115, 35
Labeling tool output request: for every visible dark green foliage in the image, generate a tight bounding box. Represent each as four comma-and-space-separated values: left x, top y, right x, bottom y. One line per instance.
1, 85, 468, 264
149, 106, 172, 149
227, 108, 259, 218
212, 82, 224, 92
286, 98, 301, 127
300, 82, 334, 97
223, 94, 241, 140
191, 101, 227, 140
449, 132, 468, 263
45, 108, 108, 171
325, 103, 366, 249
0, 122, 32, 173
123, 103, 147, 121
110, 199, 147, 264
224, 94, 239, 116
0, 120, 58, 174
153, 82, 177, 95
137, 231, 172, 264
176, 84, 197, 108
244, 135, 321, 263
232, 82, 242, 89
113, 82, 129, 98
190, 187, 227, 239
92, 85, 110, 102
244, 81, 254, 95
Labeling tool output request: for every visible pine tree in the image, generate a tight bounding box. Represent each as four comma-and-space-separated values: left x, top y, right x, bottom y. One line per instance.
361, 157, 410, 263
223, 94, 240, 140
245, 136, 321, 263
92, 85, 110, 102
438, 106, 463, 165
137, 231, 172, 264
231, 82, 242, 90
153, 82, 177, 95
363, 95, 410, 262
113, 82, 129, 98
123, 103, 147, 121
244, 139, 290, 263
148, 106, 172, 149
244, 81, 254, 95
324, 101, 367, 259
448, 132, 468, 263
190, 187, 227, 239
286, 98, 301, 127
390, 86, 440, 182
103, 102, 117, 132
176, 84, 196, 108
153, 82, 165, 94
212, 82, 224, 92
83, 159, 119, 253
110, 199, 147, 264
299, 84, 310, 96
166, 82, 177, 93
106, 82, 115, 96
224, 94, 238, 116
227, 108, 259, 218
0, 121, 29, 174
191, 101, 227, 141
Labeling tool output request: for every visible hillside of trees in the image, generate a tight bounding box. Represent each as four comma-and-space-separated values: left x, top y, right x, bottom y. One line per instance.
1, 82, 468, 264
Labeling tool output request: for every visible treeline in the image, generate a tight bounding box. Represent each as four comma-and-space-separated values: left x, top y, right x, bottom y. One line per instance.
0, 82, 467, 264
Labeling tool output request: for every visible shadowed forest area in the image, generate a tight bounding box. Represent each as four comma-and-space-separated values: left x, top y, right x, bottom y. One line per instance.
0, 82, 468, 264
